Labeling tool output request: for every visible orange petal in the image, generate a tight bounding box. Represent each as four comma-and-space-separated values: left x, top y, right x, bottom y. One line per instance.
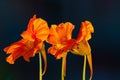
23, 49, 37, 62
4, 39, 26, 54
71, 40, 91, 56
55, 39, 76, 59
47, 25, 59, 44
47, 22, 74, 45
56, 22, 74, 41
77, 21, 94, 42
27, 14, 36, 32
21, 31, 34, 41
21, 15, 49, 41
21, 15, 36, 40
6, 55, 15, 64
6, 46, 25, 64
4, 38, 43, 64
48, 46, 57, 56
33, 18, 49, 41
84, 21, 94, 40
4, 39, 26, 64
22, 39, 43, 62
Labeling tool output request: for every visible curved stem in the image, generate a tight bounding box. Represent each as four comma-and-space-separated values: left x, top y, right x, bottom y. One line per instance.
82, 55, 87, 80
39, 52, 42, 80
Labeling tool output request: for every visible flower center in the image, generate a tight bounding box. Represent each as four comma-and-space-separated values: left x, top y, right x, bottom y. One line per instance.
32, 34, 36, 40
61, 36, 67, 42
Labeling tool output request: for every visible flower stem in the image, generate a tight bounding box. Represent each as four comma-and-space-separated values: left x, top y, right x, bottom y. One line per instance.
82, 55, 86, 80
61, 55, 66, 80
61, 58, 64, 80
39, 52, 42, 80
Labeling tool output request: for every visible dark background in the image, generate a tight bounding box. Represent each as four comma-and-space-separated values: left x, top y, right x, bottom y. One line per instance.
0, 0, 120, 80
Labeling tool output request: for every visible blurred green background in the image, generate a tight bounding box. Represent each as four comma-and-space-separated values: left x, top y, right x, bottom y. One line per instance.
0, 0, 120, 80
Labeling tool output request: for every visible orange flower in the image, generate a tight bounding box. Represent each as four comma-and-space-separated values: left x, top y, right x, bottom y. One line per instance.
47, 22, 74, 80
50, 21, 94, 80
4, 39, 40, 63
4, 15, 49, 75
47, 22, 74, 59
71, 21, 94, 80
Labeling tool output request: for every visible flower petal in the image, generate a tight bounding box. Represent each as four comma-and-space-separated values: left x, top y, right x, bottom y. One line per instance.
47, 22, 74, 45
55, 39, 76, 59
21, 15, 49, 41
4, 39, 26, 54
71, 40, 91, 56
6, 45, 25, 64
77, 21, 94, 42
6, 55, 15, 64
21, 15, 36, 41
33, 18, 49, 41
56, 22, 74, 41
48, 46, 57, 55
47, 25, 60, 44
23, 48, 37, 62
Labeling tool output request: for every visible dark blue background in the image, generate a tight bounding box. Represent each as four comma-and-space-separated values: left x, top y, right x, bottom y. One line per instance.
0, 0, 120, 80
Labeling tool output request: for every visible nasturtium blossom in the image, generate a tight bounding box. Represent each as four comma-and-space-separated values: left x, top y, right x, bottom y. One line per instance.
47, 22, 74, 79
71, 21, 94, 80
3, 13, 94, 80
47, 22, 74, 59
48, 21, 94, 80
4, 15, 49, 75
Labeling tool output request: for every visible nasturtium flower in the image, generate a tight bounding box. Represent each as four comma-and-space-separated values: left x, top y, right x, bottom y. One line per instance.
47, 22, 74, 59
71, 21, 94, 80
4, 15, 49, 75
47, 22, 74, 80
48, 21, 94, 80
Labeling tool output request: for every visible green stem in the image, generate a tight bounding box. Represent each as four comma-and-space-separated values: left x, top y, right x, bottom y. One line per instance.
61, 58, 64, 80
39, 52, 42, 80
82, 55, 87, 80
61, 55, 66, 80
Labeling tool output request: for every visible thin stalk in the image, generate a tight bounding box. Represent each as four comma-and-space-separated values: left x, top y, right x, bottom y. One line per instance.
82, 55, 87, 80
39, 52, 42, 80
61, 55, 66, 80
61, 58, 64, 80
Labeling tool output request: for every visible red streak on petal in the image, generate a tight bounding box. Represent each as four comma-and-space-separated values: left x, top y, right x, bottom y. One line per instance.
55, 39, 76, 58
32, 34, 36, 40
